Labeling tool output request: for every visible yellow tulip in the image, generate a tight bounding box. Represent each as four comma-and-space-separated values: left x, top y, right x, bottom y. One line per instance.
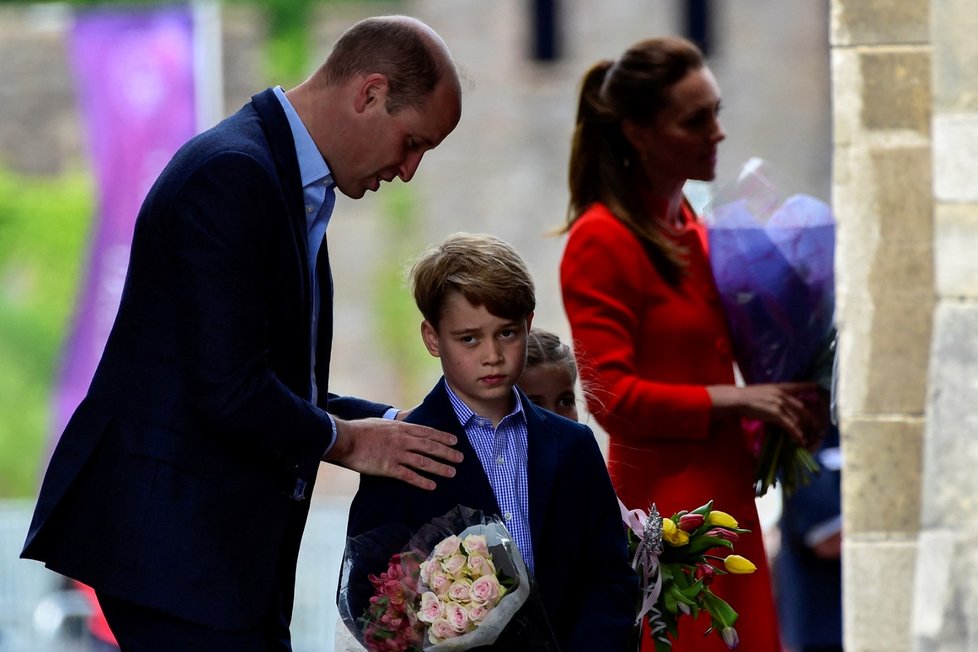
723, 554, 757, 574
661, 517, 690, 546
707, 510, 739, 529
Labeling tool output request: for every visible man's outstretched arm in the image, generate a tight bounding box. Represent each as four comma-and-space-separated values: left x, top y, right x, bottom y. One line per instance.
325, 418, 462, 490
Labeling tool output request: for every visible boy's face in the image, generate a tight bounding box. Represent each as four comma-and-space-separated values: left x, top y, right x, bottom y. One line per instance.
421, 291, 532, 423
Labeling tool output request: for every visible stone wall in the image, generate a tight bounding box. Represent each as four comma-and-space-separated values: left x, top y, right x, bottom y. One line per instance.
915, 0, 978, 649
832, 0, 978, 649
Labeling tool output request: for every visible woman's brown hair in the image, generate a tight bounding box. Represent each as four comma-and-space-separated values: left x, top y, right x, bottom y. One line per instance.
565, 36, 704, 286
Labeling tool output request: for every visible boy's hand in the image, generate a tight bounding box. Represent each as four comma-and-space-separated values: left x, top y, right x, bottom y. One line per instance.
325, 417, 462, 490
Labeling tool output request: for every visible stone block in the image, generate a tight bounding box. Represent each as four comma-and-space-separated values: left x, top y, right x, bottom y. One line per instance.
844, 539, 917, 652
841, 417, 923, 534
860, 49, 931, 134
919, 303, 978, 528
934, 114, 978, 202
834, 144, 934, 417
864, 294, 933, 414
910, 529, 978, 651
831, 0, 929, 46
831, 48, 862, 148
933, 0, 978, 112
935, 203, 978, 297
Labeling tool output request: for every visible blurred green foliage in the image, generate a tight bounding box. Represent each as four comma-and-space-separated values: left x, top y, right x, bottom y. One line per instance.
0, 168, 94, 497
0, 0, 409, 499
374, 184, 441, 407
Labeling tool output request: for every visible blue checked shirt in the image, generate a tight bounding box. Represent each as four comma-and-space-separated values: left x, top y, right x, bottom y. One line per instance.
445, 381, 534, 573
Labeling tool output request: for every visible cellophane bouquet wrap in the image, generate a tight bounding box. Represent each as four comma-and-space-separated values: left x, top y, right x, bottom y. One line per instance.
703, 157, 836, 496
621, 499, 755, 650
337, 505, 558, 651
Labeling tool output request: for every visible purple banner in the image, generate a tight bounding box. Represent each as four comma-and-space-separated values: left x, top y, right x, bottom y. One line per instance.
54, 5, 197, 439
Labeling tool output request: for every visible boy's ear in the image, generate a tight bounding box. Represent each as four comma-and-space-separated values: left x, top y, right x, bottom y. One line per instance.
525, 312, 534, 333
421, 320, 441, 358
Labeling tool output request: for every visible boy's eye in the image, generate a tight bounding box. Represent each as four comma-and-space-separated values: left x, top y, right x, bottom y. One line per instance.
557, 393, 576, 407
460, 335, 477, 345
499, 329, 515, 339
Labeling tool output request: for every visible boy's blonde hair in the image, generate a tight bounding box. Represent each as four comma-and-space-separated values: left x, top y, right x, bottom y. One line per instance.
410, 232, 536, 327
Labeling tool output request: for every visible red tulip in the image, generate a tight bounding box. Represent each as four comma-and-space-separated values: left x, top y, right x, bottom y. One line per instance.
679, 513, 704, 532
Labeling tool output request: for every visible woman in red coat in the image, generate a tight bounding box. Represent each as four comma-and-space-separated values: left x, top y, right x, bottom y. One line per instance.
560, 36, 821, 652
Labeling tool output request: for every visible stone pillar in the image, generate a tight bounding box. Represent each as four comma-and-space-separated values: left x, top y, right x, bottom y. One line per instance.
913, 0, 978, 650
830, 1, 933, 651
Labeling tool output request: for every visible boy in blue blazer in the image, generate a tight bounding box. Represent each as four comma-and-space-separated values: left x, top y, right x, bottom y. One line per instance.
345, 233, 638, 650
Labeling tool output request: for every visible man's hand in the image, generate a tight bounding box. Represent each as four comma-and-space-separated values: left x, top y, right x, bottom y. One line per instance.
325, 418, 462, 490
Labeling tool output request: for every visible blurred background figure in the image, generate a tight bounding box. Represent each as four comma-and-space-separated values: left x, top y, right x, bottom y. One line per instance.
775, 424, 843, 652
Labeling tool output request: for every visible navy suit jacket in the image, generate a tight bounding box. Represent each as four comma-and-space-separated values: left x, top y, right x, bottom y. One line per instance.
346, 379, 638, 651
22, 89, 388, 630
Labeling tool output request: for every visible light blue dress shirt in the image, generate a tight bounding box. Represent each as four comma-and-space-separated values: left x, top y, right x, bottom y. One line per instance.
272, 88, 397, 464
445, 381, 534, 573
273, 86, 334, 405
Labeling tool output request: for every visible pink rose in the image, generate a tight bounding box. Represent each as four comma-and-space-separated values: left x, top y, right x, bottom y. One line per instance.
467, 602, 492, 623
465, 552, 496, 578
462, 534, 489, 556
433, 535, 462, 558
440, 552, 466, 577
428, 618, 458, 644
445, 603, 471, 633
448, 578, 472, 602
418, 591, 445, 624
419, 559, 433, 585
469, 573, 503, 605
429, 571, 452, 597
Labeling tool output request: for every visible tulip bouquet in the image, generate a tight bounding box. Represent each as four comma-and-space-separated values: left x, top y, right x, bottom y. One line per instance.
621, 499, 755, 650
338, 505, 558, 651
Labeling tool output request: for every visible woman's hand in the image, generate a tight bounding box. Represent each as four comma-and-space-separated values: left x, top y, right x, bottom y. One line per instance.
706, 382, 824, 447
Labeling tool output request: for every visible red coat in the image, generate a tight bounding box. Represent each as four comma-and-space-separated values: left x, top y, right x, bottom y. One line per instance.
560, 201, 782, 652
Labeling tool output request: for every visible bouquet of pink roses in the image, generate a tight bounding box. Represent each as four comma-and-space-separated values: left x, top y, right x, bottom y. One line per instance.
621, 499, 755, 651
338, 506, 558, 651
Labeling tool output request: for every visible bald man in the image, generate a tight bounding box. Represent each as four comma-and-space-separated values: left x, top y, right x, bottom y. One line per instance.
23, 16, 463, 650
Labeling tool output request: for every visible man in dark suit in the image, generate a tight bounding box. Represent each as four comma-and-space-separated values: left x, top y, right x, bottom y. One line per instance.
344, 234, 638, 650
22, 15, 464, 651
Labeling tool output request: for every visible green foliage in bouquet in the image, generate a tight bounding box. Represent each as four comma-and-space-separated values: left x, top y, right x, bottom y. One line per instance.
754, 427, 820, 498
623, 500, 755, 651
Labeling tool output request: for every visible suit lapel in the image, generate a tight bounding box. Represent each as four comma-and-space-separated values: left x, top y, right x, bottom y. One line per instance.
409, 380, 500, 514
522, 392, 559, 556
250, 88, 311, 317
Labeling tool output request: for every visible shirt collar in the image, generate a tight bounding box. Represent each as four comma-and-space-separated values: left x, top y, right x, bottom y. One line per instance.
272, 85, 332, 188
444, 378, 526, 428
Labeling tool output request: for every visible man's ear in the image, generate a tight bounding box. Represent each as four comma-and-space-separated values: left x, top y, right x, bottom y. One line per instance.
354, 73, 389, 113
421, 320, 441, 357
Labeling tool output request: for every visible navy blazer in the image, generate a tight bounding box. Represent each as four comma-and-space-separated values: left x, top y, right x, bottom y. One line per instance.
346, 379, 638, 651
22, 89, 388, 630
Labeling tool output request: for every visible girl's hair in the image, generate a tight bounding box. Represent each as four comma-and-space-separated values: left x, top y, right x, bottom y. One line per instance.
564, 36, 705, 286
525, 329, 577, 380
